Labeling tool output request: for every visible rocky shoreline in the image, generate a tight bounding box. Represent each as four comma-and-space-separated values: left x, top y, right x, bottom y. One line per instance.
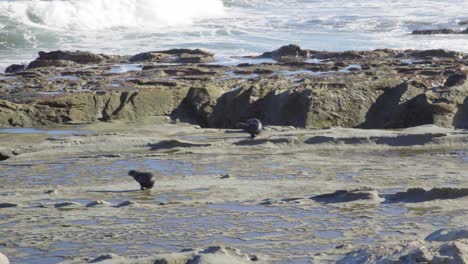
1, 45, 467, 129
1, 121, 468, 263
1, 46, 468, 263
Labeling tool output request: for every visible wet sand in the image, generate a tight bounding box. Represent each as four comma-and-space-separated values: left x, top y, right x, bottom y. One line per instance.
0, 123, 467, 263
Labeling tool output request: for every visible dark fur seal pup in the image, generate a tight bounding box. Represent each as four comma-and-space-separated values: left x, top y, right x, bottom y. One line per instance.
236, 118, 262, 138
128, 170, 156, 190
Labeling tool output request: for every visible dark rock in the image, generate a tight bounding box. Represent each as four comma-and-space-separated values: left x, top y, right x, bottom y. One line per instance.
37, 50, 108, 64
311, 188, 381, 203
412, 29, 458, 35
54, 202, 82, 208
426, 228, 468, 242
148, 140, 211, 150
0, 150, 13, 161
459, 20, 468, 25
89, 253, 126, 263
444, 72, 467, 87
86, 200, 112, 207
384, 187, 468, 203
27, 59, 78, 69
129, 49, 214, 63
115, 200, 138, 207
314, 51, 364, 60
0, 203, 17, 208
5, 64, 25, 74
411, 49, 463, 59
259, 44, 310, 62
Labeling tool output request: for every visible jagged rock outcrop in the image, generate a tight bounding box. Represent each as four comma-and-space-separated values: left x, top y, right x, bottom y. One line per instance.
412, 28, 468, 35
257, 44, 310, 62
339, 229, 468, 264
2, 47, 468, 130
129, 48, 214, 63
26, 50, 121, 69
0, 87, 188, 127
64, 246, 263, 264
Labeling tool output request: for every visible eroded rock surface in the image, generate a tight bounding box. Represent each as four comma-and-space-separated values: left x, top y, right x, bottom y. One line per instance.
384, 187, 468, 203
66, 246, 264, 264
1, 46, 468, 130
339, 229, 468, 264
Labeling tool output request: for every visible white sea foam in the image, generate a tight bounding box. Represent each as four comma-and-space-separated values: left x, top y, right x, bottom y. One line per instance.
0, 0, 467, 70
0, 0, 225, 30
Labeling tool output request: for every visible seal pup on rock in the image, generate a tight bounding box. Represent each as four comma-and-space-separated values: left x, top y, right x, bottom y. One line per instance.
128, 170, 156, 190
236, 118, 262, 139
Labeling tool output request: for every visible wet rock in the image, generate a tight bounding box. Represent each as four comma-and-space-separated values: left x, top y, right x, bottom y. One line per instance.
89, 253, 127, 263
45, 189, 58, 194
3, 47, 468, 130
459, 20, 468, 25
185, 246, 262, 264
384, 187, 468, 203
311, 188, 382, 203
411, 49, 463, 59
27, 59, 78, 69
85, 246, 262, 264
54, 202, 83, 208
36, 50, 112, 64
129, 48, 214, 63
338, 238, 468, 264
233, 138, 296, 146
314, 50, 365, 60
86, 200, 112, 207
220, 174, 232, 179
0, 203, 17, 208
115, 200, 138, 207
258, 44, 310, 62
444, 72, 467, 87
148, 140, 211, 150
412, 28, 458, 34
4, 64, 25, 74
426, 228, 468, 242
0, 252, 9, 264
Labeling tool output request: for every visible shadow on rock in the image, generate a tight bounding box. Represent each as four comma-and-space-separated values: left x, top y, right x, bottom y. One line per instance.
233, 138, 294, 146
425, 228, 468, 242
310, 188, 382, 203
384, 187, 468, 203
148, 140, 211, 150
88, 189, 139, 194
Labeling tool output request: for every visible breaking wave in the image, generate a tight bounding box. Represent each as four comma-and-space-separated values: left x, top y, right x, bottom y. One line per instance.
0, 0, 226, 31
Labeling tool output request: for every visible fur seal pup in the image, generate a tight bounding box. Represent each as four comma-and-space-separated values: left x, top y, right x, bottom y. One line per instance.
236, 118, 262, 139
128, 170, 156, 190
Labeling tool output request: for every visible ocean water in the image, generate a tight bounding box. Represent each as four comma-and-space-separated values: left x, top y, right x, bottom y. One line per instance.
0, 0, 467, 68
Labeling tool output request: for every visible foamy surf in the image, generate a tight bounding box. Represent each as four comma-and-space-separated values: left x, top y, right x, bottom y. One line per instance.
0, 0, 467, 70
0, 0, 225, 30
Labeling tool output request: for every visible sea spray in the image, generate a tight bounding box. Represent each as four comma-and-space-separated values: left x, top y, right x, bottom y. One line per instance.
0, 0, 226, 30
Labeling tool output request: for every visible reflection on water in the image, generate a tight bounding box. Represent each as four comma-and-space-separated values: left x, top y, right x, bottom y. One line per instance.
0, 150, 466, 263
0, 128, 92, 135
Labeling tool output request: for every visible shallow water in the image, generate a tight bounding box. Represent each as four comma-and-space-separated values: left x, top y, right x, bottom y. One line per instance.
1, 149, 467, 262
0, 128, 92, 135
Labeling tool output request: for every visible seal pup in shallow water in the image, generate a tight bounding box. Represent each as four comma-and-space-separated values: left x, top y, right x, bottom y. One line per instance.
128, 170, 156, 190
236, 118, 262, 139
